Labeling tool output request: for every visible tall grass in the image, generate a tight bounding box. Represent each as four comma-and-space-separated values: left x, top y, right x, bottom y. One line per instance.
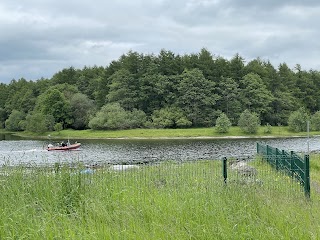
0, 159, 319, 239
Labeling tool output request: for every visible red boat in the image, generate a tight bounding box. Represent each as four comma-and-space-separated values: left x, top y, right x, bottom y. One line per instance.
47, 142, 81, 151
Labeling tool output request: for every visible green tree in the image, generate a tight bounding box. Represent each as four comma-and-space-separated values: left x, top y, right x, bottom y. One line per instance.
151, 107, 192, 128
70, 93, 95, 130
54, 122, 63, 132
5, 88, 36, 114
0, 83, 8, 109
245, 59, 280, 91
288, 108, 309, 132
263, 61, 280, 92
157, 49, 183, 76
5, 110, 25, 131
139, 73, 166, 115
118, 51, 147, 77
34, 88, 72, 127
238, 109, 260, 134
0, 108, 7, 129
51, 66, 79, 85
177, 69, 219, 126
4, 79, 37, 114
107, 69, 140, 111
311, 111, 320, 131
212, 56, 230, 82
50, 83, 79, 100
25, 112, 54, 133
89, 103, 126, 130
76, 66, 105, 99
266, 91, 296, 125
32, 78, 52, 96
155, 75, 180, 108
216, 77, 242, 124
278, 63, 297, 92
294, 68, 317, 113
196, 48, 215, 81
229, 53, 245, 83
215, 113, 232, 133
309, 70, 320, 111
93, 59, 123, 108
240, 73, 274, 122
88, 103, 146, 130
181, 53, 199, 70
127, 109, 147, 129
244, 58, 267, 78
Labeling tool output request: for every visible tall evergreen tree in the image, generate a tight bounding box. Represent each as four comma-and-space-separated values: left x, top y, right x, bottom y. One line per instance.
229, 53, 245, 83
51, 67, 79, 85
157, 49, 183, 76
34, 88, 72, 127
107, 69, 140, 111
216, 77, 242, 124
240, 73, 274, 122
177, 69, 219, 126
197, 48, 215, 81
294, 67, 317, 113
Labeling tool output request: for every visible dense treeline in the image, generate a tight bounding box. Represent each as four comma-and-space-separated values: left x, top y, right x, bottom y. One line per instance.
1, 48, 320, 132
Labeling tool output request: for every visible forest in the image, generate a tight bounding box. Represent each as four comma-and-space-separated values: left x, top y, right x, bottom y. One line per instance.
0, 48, 319, 132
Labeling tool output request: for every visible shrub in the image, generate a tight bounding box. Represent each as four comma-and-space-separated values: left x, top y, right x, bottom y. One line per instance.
126, 109, 147, 129
288, 108, 309, 132
263, 123, 272, 134
0, 108, 7, 129
54, 122, 63, 132
151, 107, 192, 128
25, 112, 55, 133
88, 103, 146, 130
238, 109, 260, 134
215, 113, 232, 133
311, 111, 320, 131
5, 110, 25, 131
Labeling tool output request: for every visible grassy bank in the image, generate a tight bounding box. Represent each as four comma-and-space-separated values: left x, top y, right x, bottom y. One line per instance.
1, 158, 320, 239
16, 126, 320, 139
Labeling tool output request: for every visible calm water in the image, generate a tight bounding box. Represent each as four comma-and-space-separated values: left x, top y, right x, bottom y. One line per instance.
0, 134, 317, 166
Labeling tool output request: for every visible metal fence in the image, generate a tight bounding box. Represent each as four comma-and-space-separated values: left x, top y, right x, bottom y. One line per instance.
1, 152, 309, 205
256, 143, 310, 198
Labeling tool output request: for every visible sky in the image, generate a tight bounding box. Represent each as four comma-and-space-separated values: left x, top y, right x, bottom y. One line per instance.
1, 0, 320, 83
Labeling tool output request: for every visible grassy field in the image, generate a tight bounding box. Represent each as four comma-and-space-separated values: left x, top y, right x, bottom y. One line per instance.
14, 126, 320, 139
0, 157, 320, 239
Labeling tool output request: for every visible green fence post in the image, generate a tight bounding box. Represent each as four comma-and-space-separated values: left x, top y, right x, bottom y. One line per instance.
275, 148, 279, 170
290, 151, 294, 178
266, 145, 269, 164
223, 157, 227, 184
304, 155, 311, 199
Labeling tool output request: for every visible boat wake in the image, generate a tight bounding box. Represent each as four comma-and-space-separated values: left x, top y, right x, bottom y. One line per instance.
0, 148, 45, 153
25, 148, 46, 152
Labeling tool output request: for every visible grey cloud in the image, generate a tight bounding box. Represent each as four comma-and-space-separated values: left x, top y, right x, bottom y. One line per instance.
0, 0, 320, 83
222, 0, 320, 9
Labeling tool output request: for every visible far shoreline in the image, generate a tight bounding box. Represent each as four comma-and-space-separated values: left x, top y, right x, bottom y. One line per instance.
3, 126, 317, 140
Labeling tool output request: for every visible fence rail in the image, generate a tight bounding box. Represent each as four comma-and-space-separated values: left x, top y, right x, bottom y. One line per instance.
256, 143, 310, 198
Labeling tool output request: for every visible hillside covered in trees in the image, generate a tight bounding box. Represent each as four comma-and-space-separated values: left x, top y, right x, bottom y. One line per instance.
0, 48, 319, 132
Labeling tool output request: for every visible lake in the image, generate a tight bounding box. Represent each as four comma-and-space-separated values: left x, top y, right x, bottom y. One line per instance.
0, 134, 316, 166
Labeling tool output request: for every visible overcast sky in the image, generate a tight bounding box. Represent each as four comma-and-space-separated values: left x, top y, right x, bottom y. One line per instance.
1, 0, 320, 83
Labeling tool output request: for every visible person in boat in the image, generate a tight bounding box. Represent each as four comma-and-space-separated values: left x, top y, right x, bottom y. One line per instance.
61, 141, 67, 147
